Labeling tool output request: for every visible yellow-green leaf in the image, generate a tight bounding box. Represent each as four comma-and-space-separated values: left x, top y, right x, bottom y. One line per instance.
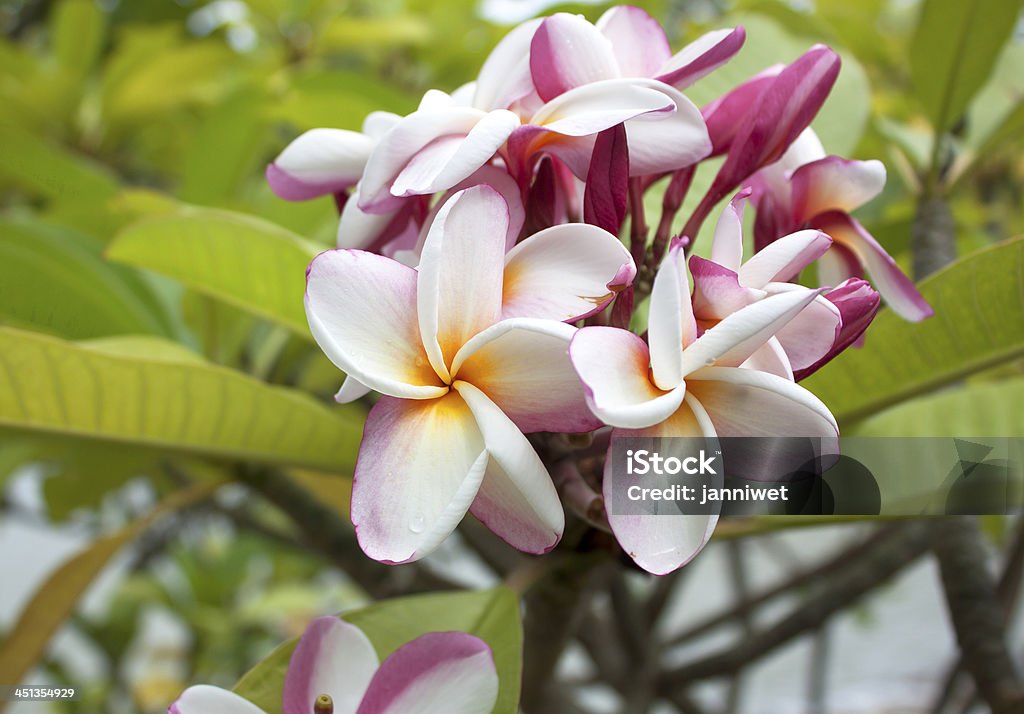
108, 208, 321, 337
0, 327, 361, 472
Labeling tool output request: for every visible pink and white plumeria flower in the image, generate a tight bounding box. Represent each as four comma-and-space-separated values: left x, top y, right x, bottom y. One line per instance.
689, 190, 845, 379
304, 185, 635, 563
749, 129, 933, 321
266, 112, 401, 202
170, 617, 498, 714
569, 240, 839, 574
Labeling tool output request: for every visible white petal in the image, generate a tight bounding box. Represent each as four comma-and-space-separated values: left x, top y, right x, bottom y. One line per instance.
570, 326, 686, 429
596, 5, 671, 78
335, 375, 372, 404
416, 186, 507, 379
739, 337, 794, 380
710, 193, 746, 271
501, 222, 635, 322
305, 250, 446, 399
456, 381, 565, 554
170, 686, 265, 714
530, 78, 674, 137
620, 81, 711, 175
268, 128, 374, 200
764, 284, 841, 372
679, 288, 822, 374
737, 230, 832, 288
474, 18, 542, 111
604, 394, 719, 575
390, 110, 520, 197
648, 242, 697, 390
351, 393, 487, 564
687, 366, 838, 445
359, 108, 489, 212
452, 318, 600, 434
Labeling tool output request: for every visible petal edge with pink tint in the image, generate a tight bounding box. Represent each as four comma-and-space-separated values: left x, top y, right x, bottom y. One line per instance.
305, 250, 446, 399
502, 222, 635, 322
169, 686, 265, 714
355, 632, 498, 714
456, 381, 565, 554
351, 393, 487, 564
570, 326, 686, 429
283, 617, 378, 714
530, 13, 620, 102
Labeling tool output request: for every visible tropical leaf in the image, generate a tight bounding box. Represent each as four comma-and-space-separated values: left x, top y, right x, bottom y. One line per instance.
803, 237, 1024, 424
108, 208, 321, 338
0, 219, 171, 339
234, 588, 523, 714
851, 377, 1024, 437
909, 0, 1024, 135
0, 328, 361, 472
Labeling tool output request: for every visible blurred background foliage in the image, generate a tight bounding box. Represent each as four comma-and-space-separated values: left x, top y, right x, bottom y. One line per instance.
0, 0, 1022, 712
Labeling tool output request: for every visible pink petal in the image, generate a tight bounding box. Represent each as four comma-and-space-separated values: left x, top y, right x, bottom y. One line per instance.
603, 395, 719, 575
529, 78, 674, 138
705, 47, 840, 205
283, 617, 378, 714
501, 222, 635, 322
762, 283, 841, 372
356, 632, 497, 714
456, 381, 565, 553
336, 187, 426, 253
351, 393, 487, 564
595, 5, 671, 78
702, 66, 781, 156
655, 26, 746, 90
570, 326, 686, 429
689, 256, 765, 321
474, 18, 543, 111
389, 110, 520, 198
740, 337, 794, 380
813, 211, 933, 322
583, 124, 629, 236
680, 287, 823, 374
530, 13, 619, 102
305, 250, 446, 399
267, 128, 374, 201
648, 241, 697, 390
738, 229, 832, 287
169, 686, 264, 714
417, 186, 508, 381
789, 156, 886, 224
793, 278, 880, 380
452, 318, 600, 434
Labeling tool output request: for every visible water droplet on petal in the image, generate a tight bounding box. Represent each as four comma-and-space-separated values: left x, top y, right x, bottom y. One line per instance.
409, 512, 425, 533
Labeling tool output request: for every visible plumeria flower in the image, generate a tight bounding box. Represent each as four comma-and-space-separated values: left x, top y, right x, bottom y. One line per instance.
748, 129, 933, 321
305, 185, 635, 563
569, 240, 838, 574
266, 111, 401, 202
170, 617, 498, 714
505, 10, 714, 181
689, 190, 847, 379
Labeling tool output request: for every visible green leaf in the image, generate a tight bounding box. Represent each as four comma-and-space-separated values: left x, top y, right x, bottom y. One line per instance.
234, 588, 523, 714
51, 0, 107, 77
0, 480, 224, 699
852, 377, 1024, 436
909, 0, 1024, 135
0, 123, 119, 203
0, 219, 171, 339
0, 327, 361, 472
802, 237, 1024, 424
108, 208, 320, 338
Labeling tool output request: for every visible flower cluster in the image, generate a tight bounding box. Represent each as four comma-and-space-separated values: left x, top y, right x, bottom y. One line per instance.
269, 6, 931, 574
171, 618, 498, 714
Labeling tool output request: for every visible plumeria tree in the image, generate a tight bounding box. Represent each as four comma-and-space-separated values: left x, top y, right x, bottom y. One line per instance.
1, 1, 1023, 714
